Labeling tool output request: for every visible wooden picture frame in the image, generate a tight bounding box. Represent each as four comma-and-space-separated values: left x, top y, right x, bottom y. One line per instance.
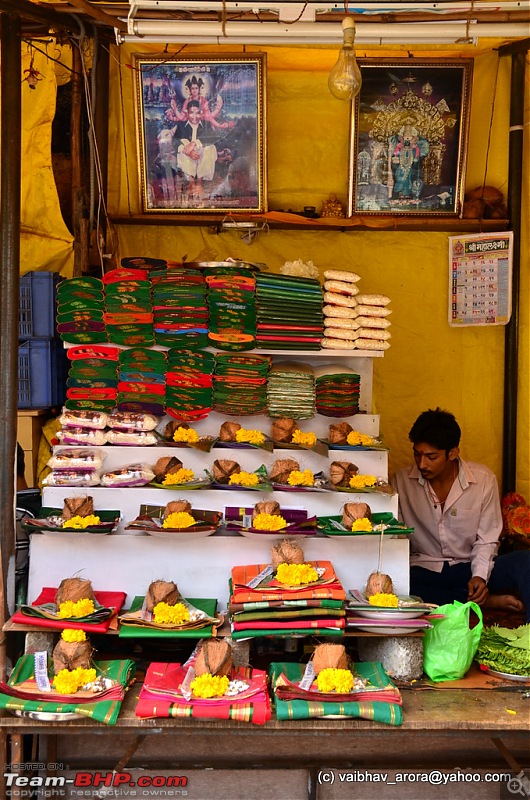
134, 53, 267, 213
348, 60, 473, 216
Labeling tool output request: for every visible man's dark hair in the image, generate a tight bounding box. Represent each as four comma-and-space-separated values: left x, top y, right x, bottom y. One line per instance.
408, 407, 461, 452
187, 99, 200, 111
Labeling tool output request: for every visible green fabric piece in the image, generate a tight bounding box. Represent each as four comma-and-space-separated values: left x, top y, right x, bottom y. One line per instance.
118, 597, 218, 639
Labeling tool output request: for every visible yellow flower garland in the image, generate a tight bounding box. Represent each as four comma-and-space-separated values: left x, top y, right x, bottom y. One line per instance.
190, 672, 229, 699
229, 471, 259, 486
253, 512, 287, 531
162, 468, 195, 486
349, 474, 377, 489
235, 428, 265, 445
61, 629, 87, 643
351, 517, 373, 532
276, 562, 319, 585
62, 515, 101, 529
172, 427, 199, 443
346, 431, 375, 447
291, 430, 317, 447
57, 598, 96, 618
163, 511, 196, 529
368, 593, 399, 608
316, 668, 354, 694
53, 667, 97, 694
287, 469, 314, 487
153, 601, 190, 625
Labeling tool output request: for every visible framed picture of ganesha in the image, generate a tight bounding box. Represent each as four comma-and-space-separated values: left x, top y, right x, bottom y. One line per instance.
348, 60, 473, 216
134, 53, 267, 213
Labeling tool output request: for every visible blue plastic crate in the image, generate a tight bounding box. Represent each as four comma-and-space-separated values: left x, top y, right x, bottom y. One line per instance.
18, 340, 67, 409
19, 272, 61, 339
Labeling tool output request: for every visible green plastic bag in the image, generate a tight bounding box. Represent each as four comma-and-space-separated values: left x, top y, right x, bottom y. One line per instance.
423, 600, 483, 682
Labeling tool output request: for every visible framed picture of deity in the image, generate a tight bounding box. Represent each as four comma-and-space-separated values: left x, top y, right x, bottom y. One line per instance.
348, 60, 473, 216
134, 54, 267, 213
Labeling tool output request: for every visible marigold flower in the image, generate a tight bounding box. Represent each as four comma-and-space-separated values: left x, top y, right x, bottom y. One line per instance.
163, 511, 196, 529
351, 517, 373, 532
172, 427, 199, 443
229, 471, 259, 486
291, 430, 317, 447
191, 672, 229, 699
349, 474, 377, 489
162, 468, 195, 485
57, 598, 96, 618
287, 469, 314, 487
62, 514, 101, 529
253, 512, 287, 531
235, 428, 265, 445
368, 592, 399, 607
346, 431, 375, 447
276, 562, 319, 586
53, 666, 97, 694
316, 668, 354, 694
153, 601, 190, 625
61, 629, 87, 643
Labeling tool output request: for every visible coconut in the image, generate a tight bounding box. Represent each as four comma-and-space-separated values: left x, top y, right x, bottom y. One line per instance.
145, 580, 180, 612
194, 639, 232, 678
271, 539, 305, 569
462, 198, 485, 219
465, 185, 503, 204
55, 578, 95, 606
62, 496, 94, 521
342, 502, 372, 527
164, 500, 192, 518
53, 638, 93, 676
365, 571, 394, 597
153, 456, 183, 483
272, 417, 299, 443
330, 461, 358, 487
219, 421, 241, 442
252, 501, 281, 521
164, 420, 189, 439
312, 643, 349, 675
270, 458, 300, 484
212, 459, 241, 483
329, 422, 353, 444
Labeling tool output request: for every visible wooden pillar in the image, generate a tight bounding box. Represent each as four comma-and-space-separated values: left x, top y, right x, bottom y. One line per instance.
0, 13, 21, 681
71, 42, 87, 277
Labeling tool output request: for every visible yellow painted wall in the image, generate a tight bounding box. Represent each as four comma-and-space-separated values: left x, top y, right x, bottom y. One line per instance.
107, 44, 529, 495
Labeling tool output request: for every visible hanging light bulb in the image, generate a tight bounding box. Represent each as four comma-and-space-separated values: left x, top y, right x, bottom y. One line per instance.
328, 17, 362, 101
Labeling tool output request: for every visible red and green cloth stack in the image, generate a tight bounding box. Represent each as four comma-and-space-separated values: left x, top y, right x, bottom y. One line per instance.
315, 365, 361, 417
213, 353, 270, 416
65, 344, 119, 411
56, 276, 107, 344
255, 273, 324, 351
206, 270, 256, 352
229, 561, 347, 639
103, 268, 154, 347
165, 348, 215, 421
117, 347, 167, 415
151, 268, 209, 350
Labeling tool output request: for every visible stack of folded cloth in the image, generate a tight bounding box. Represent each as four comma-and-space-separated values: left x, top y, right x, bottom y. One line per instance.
166, 348, 215, 421
213, 353, 270, 415
121, 256, 168, 271
56, 276, 107, 344
64, 344, 119, 412
255, 273, 324, 350
136, 639, 271, 725
206, 270, 256, 351
103, 267, 154, 347
314, 365, 360, 417
151, 268, 209, 349
267, 362, 315, 419
117, 347, 167, 416
269, 643, 402, 725
229, 545, 346, 639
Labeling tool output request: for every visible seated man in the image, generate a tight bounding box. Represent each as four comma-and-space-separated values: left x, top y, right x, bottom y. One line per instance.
391, 408, 530, 620
172, 99, 217, 199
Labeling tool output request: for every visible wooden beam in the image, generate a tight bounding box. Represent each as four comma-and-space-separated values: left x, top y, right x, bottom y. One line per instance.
63, 0, 127, 32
